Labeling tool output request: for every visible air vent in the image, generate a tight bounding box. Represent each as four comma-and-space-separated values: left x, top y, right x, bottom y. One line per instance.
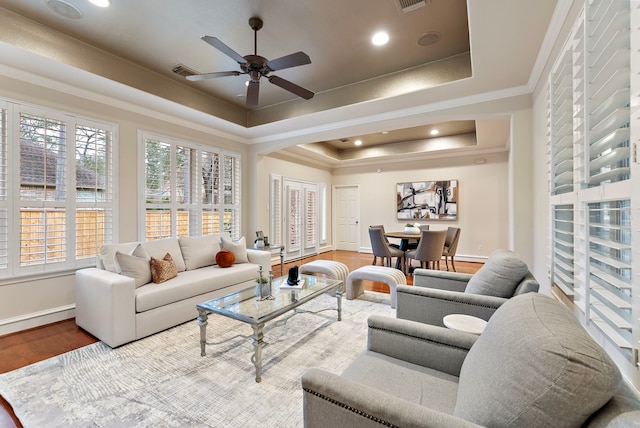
397, 0, 426, 13
172, 64, 198, 77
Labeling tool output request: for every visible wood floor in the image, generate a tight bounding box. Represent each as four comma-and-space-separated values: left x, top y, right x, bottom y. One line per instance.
0, 250, 481, 428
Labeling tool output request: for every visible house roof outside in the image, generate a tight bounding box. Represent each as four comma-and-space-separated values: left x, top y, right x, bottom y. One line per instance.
20, 140, 104, 190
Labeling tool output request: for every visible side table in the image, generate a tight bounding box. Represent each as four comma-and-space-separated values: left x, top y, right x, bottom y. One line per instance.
443, 314, 487, 335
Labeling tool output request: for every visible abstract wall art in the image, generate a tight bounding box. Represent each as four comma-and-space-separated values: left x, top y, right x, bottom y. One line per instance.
396, 180, 458, 220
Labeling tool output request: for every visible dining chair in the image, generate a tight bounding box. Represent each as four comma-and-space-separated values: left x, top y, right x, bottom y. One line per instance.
406, 224, 428, 250
405, 229, 447, 272
369, 227, 406, 272
369, 224, 400, 249
442, 227, 461, 272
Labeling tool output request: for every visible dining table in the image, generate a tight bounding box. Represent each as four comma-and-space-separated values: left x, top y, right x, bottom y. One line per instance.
384, 231, 422, 270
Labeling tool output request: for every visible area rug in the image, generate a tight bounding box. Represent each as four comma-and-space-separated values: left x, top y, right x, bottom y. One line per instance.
0, 292, 395, 427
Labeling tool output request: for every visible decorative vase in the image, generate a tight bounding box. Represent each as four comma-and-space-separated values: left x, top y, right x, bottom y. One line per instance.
254, 240, 265, 249
255, 281, 270, 300
404, 226, 420, 235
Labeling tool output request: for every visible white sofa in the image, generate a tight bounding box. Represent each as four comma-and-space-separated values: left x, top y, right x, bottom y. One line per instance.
75, 234, 271, 347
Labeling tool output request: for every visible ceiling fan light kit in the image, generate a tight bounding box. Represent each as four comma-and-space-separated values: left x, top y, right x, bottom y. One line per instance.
186, 17, 314, 107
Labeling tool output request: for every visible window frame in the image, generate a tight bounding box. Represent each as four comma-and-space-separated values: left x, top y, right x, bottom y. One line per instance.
0, 98, 118, 280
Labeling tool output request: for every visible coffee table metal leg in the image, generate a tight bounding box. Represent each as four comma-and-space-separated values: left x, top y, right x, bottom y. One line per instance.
251, 323, 266, 383
197, 309, 208, 357
336, 289, 343, 321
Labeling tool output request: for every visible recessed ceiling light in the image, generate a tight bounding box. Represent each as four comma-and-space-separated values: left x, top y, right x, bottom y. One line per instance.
381, 131, 389, 134
46, 0, 83, 19
371, 31, 389, 46
88, 0, 110, 7
430, 129, 440, 136
354, 139, 363, 146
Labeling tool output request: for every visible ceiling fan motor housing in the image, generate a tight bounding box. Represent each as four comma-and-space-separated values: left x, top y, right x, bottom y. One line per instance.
242, 54, 271, 82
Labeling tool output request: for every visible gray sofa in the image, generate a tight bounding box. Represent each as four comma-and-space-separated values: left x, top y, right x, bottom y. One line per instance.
302, 293, 640, 427
399, 249, 539, 326
75, 234, 271, 347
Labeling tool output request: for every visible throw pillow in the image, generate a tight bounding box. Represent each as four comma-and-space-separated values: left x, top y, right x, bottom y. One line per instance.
99, 242, 139, 273
179, 235, 218, 270
150, 253, 178, 284
215, 250, 235, 268
219, 235, 249, 263
453, 293, 621, 427
115, 244, 151, 288
142, 238, 186, 272
464, 250, 528, 297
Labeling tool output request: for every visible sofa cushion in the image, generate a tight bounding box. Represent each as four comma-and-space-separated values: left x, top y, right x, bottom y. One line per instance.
115, 244, 151, 288
215, 250, 235, 268
150, 253, 178, 284
453, 293, 622, 427
100, 242, 139, 273
464, 250, 528, 297
142, 238, 186, 272
135, 263, 259, 312
220, 235, 249, 263
179, 235, 220, 270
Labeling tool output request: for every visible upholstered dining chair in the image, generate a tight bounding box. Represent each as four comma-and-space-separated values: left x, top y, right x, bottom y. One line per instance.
369, 224, 400, 249
405, 229, 447, 272
406, 224, 428, 250
442, 227, 461, 272
369, 227, 406, 272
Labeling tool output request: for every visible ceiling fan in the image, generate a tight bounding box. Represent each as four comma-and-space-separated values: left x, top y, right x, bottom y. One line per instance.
186, 17, 314, 107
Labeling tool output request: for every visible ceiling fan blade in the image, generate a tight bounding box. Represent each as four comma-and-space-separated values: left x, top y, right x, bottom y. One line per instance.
266, 51, 311, 71
268, 75, 314, 100
201, 36, 248, 65
246, 80, 260, 107
186, 71, 241, 81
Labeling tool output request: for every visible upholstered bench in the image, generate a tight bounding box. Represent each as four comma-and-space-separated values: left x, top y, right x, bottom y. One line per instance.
299, 260, 349, 296
346, 266, 406, 308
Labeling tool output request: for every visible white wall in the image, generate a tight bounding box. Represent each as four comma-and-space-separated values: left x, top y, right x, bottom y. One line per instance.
331, 152, 509, 260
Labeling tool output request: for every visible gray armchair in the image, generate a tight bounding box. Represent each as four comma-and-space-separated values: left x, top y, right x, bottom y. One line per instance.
302, 293, 639, 427
398, 249, 539, 326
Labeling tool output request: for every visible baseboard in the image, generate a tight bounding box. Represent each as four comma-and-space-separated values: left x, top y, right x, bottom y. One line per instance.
0, 304, 75, 336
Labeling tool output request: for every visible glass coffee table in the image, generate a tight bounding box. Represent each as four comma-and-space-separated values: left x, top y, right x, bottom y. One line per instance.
196, 274, 343, 382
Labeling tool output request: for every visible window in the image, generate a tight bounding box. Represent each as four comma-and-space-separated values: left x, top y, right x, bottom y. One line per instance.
141, 132, 240, 240
0, 100, 116, 278
548, 0, 636, 367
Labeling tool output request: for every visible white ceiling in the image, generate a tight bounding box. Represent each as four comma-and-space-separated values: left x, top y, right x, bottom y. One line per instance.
0, 0, 560, 167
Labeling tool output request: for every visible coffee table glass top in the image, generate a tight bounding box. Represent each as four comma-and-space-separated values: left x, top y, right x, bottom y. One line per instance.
197, 274, 342, 325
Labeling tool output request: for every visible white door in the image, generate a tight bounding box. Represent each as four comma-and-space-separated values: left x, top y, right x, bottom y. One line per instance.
334, 185, 359, 251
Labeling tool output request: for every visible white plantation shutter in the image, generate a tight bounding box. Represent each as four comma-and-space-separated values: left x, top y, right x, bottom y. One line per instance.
587, 1, 630, 187
0, 105, 7, 271
588, 200, 632, 350
551, 204, 575, 297
144, 139, 172, 240
287, 185, 301, 251
75, 122, 114, 260
549, 49, 574, 195
141, 132, 241, 240
270, 174, 282, 247
304, 185, 317, 251
224, 154, 241, 239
